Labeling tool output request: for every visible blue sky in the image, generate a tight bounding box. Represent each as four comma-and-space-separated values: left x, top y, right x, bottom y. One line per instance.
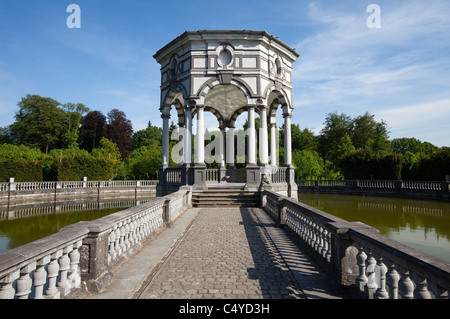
0, 0, 449, 146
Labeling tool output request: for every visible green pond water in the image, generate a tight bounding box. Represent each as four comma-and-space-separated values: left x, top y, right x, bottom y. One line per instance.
0, 197, 156, 253
298, 193, 450, 263
0, 208, 122, 253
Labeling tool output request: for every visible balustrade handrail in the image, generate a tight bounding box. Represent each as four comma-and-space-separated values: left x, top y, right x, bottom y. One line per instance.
263, 190, 450, 299
296, 180, 450, 199
0, 179, 158, 192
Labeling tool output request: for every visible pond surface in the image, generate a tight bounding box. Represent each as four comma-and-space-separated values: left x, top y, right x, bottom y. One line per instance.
298, 193, 450, 263
0, 197, 155, 253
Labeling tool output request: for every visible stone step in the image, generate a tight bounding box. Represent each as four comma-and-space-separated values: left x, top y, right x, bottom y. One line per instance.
191, 189, 260, 207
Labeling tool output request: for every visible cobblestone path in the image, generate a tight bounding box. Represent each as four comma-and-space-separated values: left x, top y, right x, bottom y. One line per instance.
134, 207, 305, 299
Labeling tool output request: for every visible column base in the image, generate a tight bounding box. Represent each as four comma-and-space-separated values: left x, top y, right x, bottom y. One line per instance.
244, 164, 261, 191
193, 163, 207, 190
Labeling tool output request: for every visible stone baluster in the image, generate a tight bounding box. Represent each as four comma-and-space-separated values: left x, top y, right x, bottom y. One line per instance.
398, 267, 414, 299
356, 245, 368, 292
317, 226, 325, 257
123, 219, 131, 251
45, 250, 62, 299
131, 216, 138, 245
365, 250, 378, 298
141, 211, 148, 237
375, 257, 389, 299
413, 276, 431, 299
34, 256, 50, 299
108, 227, 117, 263
57, 245, 72, 295
0, 270, 19, 299
15, 262, 36, 299
386, 261, 400, 299
310, 221, 317, 249
325, 230, 332, 262
114, 222, 122, 257
135, 214, 142, 241
119, 222, 126, 254
299, 215, 307, 241
68, 241, 82, 289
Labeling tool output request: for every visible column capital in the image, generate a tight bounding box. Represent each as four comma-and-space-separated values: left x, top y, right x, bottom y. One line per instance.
185, 99, 197, 108
283, 112, 293, 119
161, 113, 171, 119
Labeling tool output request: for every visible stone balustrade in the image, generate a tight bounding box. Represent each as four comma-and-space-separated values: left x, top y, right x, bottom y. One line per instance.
297, 180, 450, 200
262, 190, 450, 299
0, 187, 192, 299
0, 178, 158, 206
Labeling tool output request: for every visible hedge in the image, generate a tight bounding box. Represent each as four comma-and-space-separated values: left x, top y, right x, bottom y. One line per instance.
50, 154, 116, 181
340, 149, 403, 180
0, 159, 43, 182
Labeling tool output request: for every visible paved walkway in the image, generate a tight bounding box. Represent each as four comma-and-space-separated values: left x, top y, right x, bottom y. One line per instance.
88, 207, 341, 299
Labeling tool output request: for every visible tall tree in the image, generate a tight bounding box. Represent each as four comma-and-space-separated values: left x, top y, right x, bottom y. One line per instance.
351, 112, 390, 152
132, 121, 162, 149
318, 112, 353, 160
105, 109, 134, 158
9, 94, 67, 153
78, 111, 106, 152
60, 102, 90, 148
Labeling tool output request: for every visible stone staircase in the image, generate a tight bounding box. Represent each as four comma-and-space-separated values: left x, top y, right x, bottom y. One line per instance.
192, 185, 260, 207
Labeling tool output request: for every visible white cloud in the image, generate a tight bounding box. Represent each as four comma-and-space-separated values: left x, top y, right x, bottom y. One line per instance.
290, 1, 450, 146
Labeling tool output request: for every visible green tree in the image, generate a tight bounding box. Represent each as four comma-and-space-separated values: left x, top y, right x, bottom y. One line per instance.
292, 149, 324, 179
318, 112, 353, 160
352, 112, 390, 153
391, 137, 423, 155
132, 121, 162, 149
0, 143, 44, 161
9, 94, 67, 153
79, 111, 107, 152
60, 102, 90, 148
91, 137, 123, 178
125, 145, 162, 179
105, 109, 134, 158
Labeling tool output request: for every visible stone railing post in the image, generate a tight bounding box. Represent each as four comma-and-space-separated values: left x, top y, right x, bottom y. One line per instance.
325, 221, 356, 286
163, 198, 172, 227
278, 198, 287, 226
78, 222, 113, 293
8, 178, 15, 191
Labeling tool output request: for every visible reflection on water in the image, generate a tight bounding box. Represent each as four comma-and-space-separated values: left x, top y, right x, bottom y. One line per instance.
0, 197, 156, 253
298, 193, 450, 262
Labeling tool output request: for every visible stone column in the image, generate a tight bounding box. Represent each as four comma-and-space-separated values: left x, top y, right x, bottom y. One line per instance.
218, 127, 227, 182
184, 106, 193, 164
245, 105, 260, 190
226, 126, 235, 166
219, 128, 226, 168
283, 112, 297, 197
195, 106, 205, 164
161, 112, 170, 167
177, 123, 184, 165
226, 126, 236, 182
193, 105, 207, 188
284, 113, 292, 165
259, 105, 269, 165
247, 106, 256, 165
270, 122, 277, 166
